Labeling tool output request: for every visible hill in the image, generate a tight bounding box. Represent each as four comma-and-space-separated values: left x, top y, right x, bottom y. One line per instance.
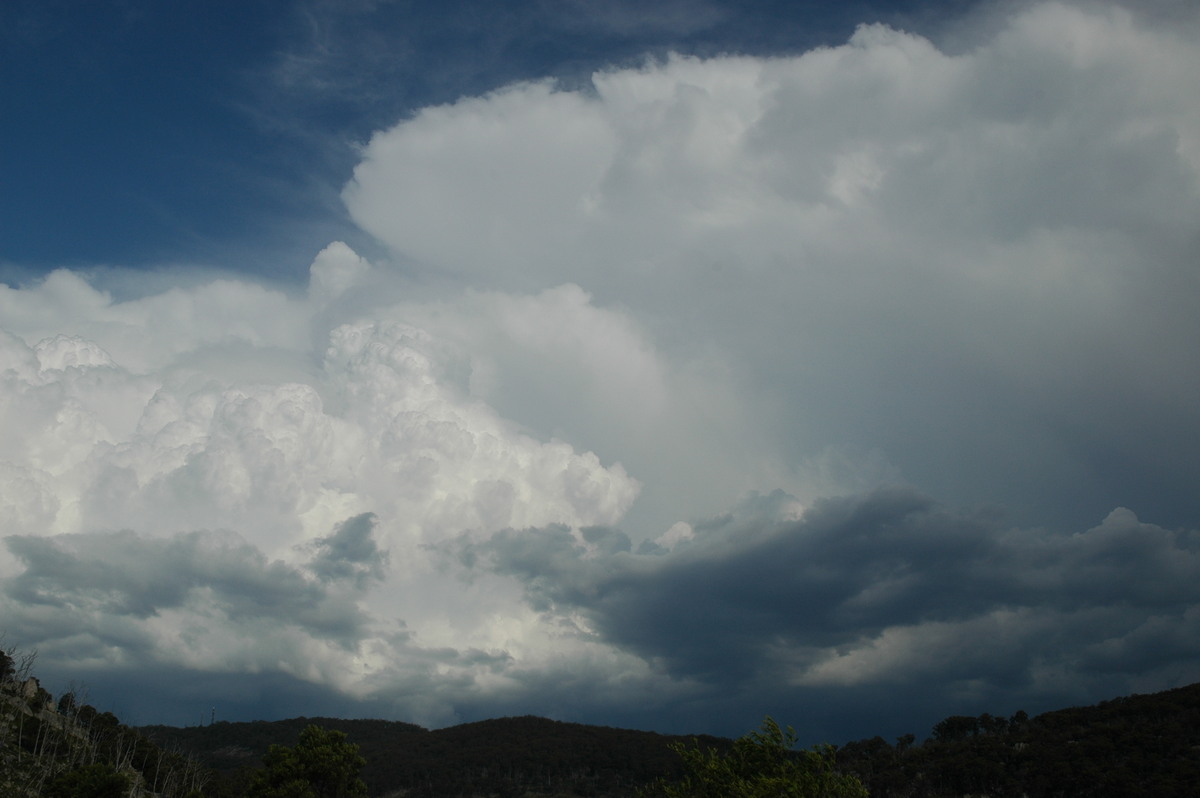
141, 714, 726, 797
6, 631, 1198, 797
143, 682, 1200, 797
837, 681, 1200, 797
0, 649, 207, 797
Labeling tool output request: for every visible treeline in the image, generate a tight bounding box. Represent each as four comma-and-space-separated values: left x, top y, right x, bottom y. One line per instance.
836, 682, 1200, 797
7, 632, 1200, 797
143, 714, 728, 797
0, 646, 208, 797
151, 684, 1200, 797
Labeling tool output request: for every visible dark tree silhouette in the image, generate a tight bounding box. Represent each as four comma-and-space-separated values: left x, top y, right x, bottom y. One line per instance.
247, 724, 367, 798
640, 718, 868, 798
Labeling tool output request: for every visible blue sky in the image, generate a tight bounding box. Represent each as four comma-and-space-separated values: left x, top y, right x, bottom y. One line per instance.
3, 0, 938, 273
3, 0, 1200, 746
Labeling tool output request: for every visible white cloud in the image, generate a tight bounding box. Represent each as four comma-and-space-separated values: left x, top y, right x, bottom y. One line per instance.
309, 240, 372, 302
0, 249, 645, 716
344, 0, 1200, 527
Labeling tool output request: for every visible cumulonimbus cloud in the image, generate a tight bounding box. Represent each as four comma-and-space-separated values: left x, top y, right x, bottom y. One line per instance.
344, 0, 1200, 529
1, 0, 1198, 738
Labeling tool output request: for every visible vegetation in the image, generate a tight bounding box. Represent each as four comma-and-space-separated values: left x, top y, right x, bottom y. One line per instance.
154, 684, 1200, 797
836, 682, 1200, 797
6, 635, 1200, 796
246, 724, 367, 798
639, 717, 867, 798
0, 642, 207, 797
43, 762, 132, 798
147, 714, 720, 797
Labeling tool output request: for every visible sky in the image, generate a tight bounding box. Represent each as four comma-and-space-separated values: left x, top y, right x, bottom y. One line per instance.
2, 0, 1199, 746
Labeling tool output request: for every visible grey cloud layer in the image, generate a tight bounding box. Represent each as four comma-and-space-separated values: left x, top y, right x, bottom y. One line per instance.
463, 489, 1200, 693
5, 526, 373, 643
307, 512, 389, 587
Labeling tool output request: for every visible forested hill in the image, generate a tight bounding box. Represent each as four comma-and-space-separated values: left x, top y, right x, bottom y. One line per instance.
836, 681, 1200, 797
140, 714, 727, 797
141, 681, 1200, 797
9, 627, 1199, 798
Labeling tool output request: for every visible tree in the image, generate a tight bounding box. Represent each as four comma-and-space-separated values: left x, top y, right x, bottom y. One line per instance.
57, 690, 77, 716
0, 647, 13, 681
932, 714, 979, 743
640, 717, 868, 798
247, 724, 368, 798
43, 763, 131, 798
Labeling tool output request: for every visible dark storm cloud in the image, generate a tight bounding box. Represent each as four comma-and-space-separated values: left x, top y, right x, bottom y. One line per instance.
4, 527, 372, 644
38, 665, 387, 729
461, 489, 1200, 689
305, 512, 389, 588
